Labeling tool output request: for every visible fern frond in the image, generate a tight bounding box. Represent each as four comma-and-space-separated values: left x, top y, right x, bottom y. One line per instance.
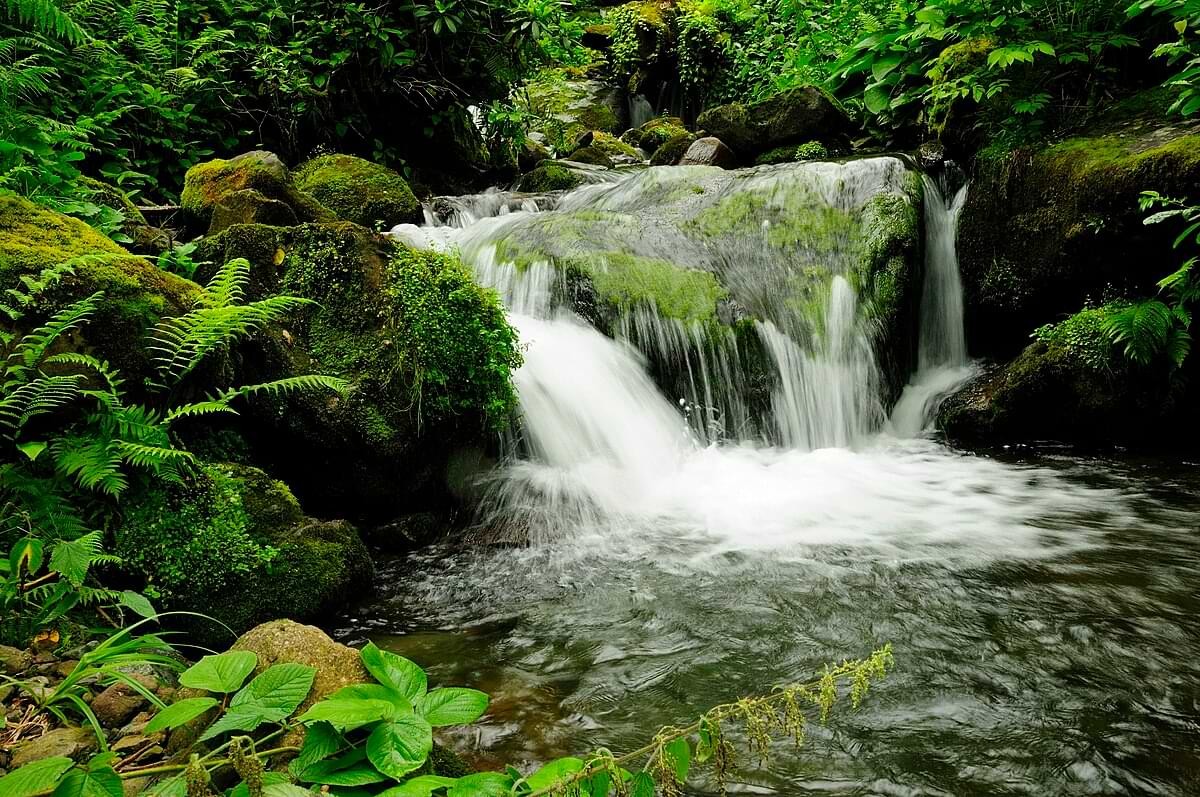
0, 374, 85, 438
115, 440, 195, 470
7, 291, 103, 379
3, 0, 87, 44
44, 352, 124, 392
1101, 299, 1174, 365
51, 434, 127, 497
223, 374, 351, 401
163, 400, 236, 424
201, 257, 251, 309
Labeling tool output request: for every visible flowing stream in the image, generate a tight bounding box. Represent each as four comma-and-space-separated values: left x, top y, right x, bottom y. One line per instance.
348, 161, 1200, 795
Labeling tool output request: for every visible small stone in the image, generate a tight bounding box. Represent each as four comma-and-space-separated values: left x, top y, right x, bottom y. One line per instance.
92, 675, 157, 728
0, 645, 33, 675
10, 727, 98, 768
112, 734, 150, 754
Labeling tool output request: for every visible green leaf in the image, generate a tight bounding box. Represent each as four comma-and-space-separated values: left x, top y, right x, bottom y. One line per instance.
198, 706, 271, 742
144, 697, 219, 734
328, 684, 413, 713
525, 758, 584, 791
378, 776, 459, 797
51, 767, 122, 797
864, 86, 891, 115
16, 441, 47, 461
179, 651, 258, 693
664, 738, 691, 782
291, 721, 344, 779
446, 773, 514, 797
870, 53, 904, 82
299, 698, 401, 731
360, 643, 427, 700
230, 773, 313, 796
8, 538, 43, 578
0, 757, 75, 797
414, 688, 488, 727
119, 590, 156, 619
366, 715, 433, 780
228, 663, 316, 720
628, 772, 655, 797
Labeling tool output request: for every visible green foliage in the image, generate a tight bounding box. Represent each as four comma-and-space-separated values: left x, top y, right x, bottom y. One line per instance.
1033, 303, 1123, 370
387, 247, 522, 429
0, 642, 892, 797
1098, 191, 1200, 367
1128, 0, 1200, 116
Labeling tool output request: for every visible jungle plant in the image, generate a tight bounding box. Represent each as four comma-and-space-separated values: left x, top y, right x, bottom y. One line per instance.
1128, 0, 1200, 116
0, 643, 894, 796
1100, 191, 1200, 367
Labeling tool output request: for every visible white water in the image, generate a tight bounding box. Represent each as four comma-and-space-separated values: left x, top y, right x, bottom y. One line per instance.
888, 175, 976, 438
396, 162, 1115, 559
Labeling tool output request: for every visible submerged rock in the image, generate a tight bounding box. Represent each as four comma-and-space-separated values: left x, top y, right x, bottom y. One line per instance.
294, 153, 421, 229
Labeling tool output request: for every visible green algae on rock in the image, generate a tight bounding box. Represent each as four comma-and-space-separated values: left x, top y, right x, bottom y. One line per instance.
517, 161, 586, 193
180, 151, 333, 230
294, 153, 421, 228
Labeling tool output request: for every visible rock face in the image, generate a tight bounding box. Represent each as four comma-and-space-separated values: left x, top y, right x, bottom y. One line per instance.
958, 108, 1200, 357
680, 137, 737, 168
113, 462, 373, 639
696, 87, 853, 160
294, 154, 421, 229
210, 188, 299, 233
92, 676, 156, 728
650, 133, 695, 165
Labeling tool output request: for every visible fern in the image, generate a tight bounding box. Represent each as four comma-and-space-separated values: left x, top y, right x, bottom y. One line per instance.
1, 0, 86, 44
50, 433, 128, 496
6, 291, 103, 384
1101, 299, 1174, 365
222, 374, 351, 401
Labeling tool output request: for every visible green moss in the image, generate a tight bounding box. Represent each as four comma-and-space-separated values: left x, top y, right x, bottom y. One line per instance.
567, 146, 615, 167
688, 187, 856, 249
588, 131, 642, 160
517, 162, 585, 193
519, 68, 622, 148
753, 142, 832, 165
564, 251, 726, 326
629, 117, 689, 152
1032, 304, 1122, 371
78, 176, 146, 224
294, 154, 420, 228
650, 133, 696, 166
0, 195, 200, 382
932, 37, 996, 82
181, 152, 333, 227
115, 463, 371, 636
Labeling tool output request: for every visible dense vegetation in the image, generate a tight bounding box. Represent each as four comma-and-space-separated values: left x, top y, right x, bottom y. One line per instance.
2, 0, 1200, 792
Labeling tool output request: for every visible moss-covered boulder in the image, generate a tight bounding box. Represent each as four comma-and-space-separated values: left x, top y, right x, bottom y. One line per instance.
696, 86, 853, 159
294, 154, 421, 229
577, 131, 643, 162
180, 151, 332, 232
624, 117, 689, 152
210, 188, 299, 233
517, 162, 586, 193
958, 104, 1200, 356
566, 146, 616, 168
0, 195, 199, 385
650, 132, 695, 165
114, 463, 372, 640
517, 67, 627, 151
193, 222, 521, 518
518, 137, 552, 172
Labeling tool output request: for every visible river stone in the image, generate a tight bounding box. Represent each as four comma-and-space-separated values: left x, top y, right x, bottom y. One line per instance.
9, 727, 98, 767
680, 137, 737, 169
697, 86, 852, 158
0, 644, 32, 675
92, 675, 157, 728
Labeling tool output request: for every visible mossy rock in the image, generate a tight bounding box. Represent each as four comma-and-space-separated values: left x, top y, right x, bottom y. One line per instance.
517, 67, 627, 150
294, 154, 421, 229
696, 86, 853, 159
650, 132, 695, 165
517, 162, 586, 193
193, 222, 521, 519
583, 131, 643, 161
567, 146, 615, 167
0, 195, 199, 386
114, 463, 373, 641
210, 189, 299, 233
958, 108, 1200, 357
626, 117, 688, 152
181, 151, 333, 231
754, 141, 830, 166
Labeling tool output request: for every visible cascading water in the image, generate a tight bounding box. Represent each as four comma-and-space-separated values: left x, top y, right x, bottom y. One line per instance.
888, 173, 976, 437
357, 159, 1200, 797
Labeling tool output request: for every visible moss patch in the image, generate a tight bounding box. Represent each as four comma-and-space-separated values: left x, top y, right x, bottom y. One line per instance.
566, 251, 727, 325
518, 68, 623, 149
180, 151, 332, 228
517, 162, 585, 193
294, 154, 421, 228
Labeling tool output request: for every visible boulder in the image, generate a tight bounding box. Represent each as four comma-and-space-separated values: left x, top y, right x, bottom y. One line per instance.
624, 116, 689, 153
77, 176, 171, 256
517, 162, 586, 193
958, 98, 1200, 357
696, 86, 852, 159
231, 620, 368, 715
649, 133, 695, 166
680, 137, 737, 168
113, 462, 373, 640
210, 189, 299, 233
575, 131, 642, 163
566, 146, 615, 168
581, 22, 614, 50
192, 223, 522, 520
294, 154, 421, 229
9, 727, 98, 768
518, 137, 551, 172
180, 151, 332, 231
92, 675, 157, 728
0, 195, 199, 390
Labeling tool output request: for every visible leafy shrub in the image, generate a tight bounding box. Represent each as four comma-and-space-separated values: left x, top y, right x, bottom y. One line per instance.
1033, 304, 1123, 371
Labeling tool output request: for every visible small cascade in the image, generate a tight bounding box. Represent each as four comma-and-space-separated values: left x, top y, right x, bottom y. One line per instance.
629, 94, 655, 130
888, 173, 975, 437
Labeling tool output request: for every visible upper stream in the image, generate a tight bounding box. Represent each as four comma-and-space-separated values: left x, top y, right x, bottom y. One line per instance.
344, 159, 1200, 795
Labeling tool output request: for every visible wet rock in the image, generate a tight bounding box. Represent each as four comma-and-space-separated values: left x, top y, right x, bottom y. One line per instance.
10, 727, 98, 768
917, 140, 946, 170
680, 137, 737, 168
649, 133, 695, 166
0, 645, 32, 675
92, 675, 157, 728
518, 138, 551, 172
697, 86, 852, 159
180, 150, 333, 232
368, 511, 449, 552
517, 162, 585, 193
565, 146, 614, 168
294, 154, 421, 229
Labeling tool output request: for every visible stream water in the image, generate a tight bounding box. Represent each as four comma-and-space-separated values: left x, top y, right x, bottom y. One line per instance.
343, 161, 1200, 795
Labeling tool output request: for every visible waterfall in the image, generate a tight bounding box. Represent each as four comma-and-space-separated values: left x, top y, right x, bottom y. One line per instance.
394, 158, 977, 537
888, 175, 975, 437
629, 95, 655, 131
